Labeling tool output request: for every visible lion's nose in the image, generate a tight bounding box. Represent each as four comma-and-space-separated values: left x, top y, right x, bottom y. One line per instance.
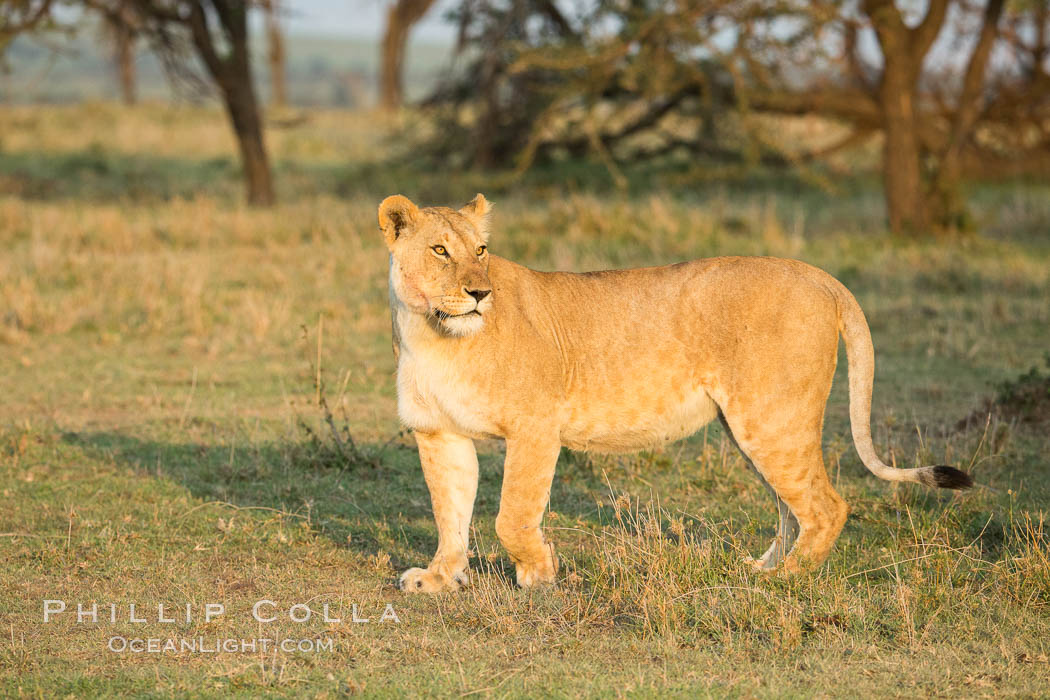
466, 288, 491, 302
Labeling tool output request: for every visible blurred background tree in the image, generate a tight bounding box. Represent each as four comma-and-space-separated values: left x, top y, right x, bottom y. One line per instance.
125, 0, 275, 205
1, 0, 64, 52
1, 0, 277, 205
420, 0, 1050, 235
2, 0, 1047, 228
380, 0, 436, 110
92, 0, 140, 104
261, 0, 286, 107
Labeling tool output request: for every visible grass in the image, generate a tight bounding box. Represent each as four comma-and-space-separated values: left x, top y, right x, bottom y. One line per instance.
1, 103, 1050, 698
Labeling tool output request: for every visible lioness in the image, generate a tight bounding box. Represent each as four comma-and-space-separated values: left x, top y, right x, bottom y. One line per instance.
380, 194, 973, 592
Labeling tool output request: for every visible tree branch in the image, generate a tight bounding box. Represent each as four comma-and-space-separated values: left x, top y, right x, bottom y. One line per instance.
911, 0, 951, 61
747, 88, 881, 125
185, 1, 225, 81
0, 0, 55, 43
948, 0, 1005, 142
535, 0, 576, 39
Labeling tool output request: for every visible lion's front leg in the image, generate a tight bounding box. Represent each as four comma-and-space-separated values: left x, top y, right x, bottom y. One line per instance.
399, 431, 478, 594
495, 435, 561, 588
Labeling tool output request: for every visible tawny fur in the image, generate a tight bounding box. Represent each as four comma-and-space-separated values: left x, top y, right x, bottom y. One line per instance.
379, 194, 973, 593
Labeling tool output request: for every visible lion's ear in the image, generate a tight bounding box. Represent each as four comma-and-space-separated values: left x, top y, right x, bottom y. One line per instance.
459, 193, 492, 241
378, 195, 421, 248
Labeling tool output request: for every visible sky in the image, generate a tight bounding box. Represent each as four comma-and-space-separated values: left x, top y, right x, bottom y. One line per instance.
276, 0, 458, 42
46, 0, 459, 43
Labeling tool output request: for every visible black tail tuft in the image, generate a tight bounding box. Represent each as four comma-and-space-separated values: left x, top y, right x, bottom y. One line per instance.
930, 465, 975, 490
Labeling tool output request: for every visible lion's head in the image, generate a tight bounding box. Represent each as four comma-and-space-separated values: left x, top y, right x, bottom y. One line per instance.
379, 193, 494, 337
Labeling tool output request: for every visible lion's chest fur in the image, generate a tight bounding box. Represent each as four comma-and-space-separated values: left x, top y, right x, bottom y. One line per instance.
394, 314, 506, 439
397, 357, 502, 439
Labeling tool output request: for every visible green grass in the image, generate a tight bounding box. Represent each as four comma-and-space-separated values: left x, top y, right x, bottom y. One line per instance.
1, 104, 1049, 698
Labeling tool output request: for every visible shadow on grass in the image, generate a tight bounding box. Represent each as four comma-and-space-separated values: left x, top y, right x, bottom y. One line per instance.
53, 423, 1027, 587
0, 149, 241, 201
58, 430, 607, 575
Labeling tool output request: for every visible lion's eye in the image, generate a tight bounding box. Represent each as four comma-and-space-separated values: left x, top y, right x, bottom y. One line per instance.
476, 245, 487, 256
432, 245, 448, 257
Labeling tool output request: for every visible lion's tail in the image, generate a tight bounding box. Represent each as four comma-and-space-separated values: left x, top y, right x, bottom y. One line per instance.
831, 279, 974, 490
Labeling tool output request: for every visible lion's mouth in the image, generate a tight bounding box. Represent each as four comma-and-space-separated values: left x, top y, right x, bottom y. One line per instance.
434, 309, 481, 320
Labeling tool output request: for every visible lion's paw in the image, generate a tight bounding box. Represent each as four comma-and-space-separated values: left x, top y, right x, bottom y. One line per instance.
744, 555, 772, 572
514, 554, 558, 588
743, 554, 801, 574
398, 567, 468, 593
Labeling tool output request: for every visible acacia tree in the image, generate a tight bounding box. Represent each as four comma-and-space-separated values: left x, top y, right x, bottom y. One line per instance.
4, 0, 138, 104
3, 0, 274, 205
0, 0, 61, 50
380, 0, 436, 110
94, 0, 140, 104
866, 0, 960, 233
262, 0, 286, 106
126, 0, 275, 205
745, 0, 1020, 233
426, 0, 1050, 235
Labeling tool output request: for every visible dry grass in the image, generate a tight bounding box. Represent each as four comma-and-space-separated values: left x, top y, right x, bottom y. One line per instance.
1, 103, 1049, 698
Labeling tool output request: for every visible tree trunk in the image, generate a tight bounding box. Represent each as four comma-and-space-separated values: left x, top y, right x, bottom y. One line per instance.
380, 0, 435, 110
929, 0, 1005, 232
185, 1, 275, 206
221, 78, 275, 206
264, 0, 287, 107
863, 0, 950, 235
114, 19, 136, 104
879, 63, 926, 235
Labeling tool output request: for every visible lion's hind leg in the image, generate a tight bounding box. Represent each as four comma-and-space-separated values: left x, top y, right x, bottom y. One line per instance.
751, 474, 800, 570
719, 413, 848, 571
720, 414, 799, 569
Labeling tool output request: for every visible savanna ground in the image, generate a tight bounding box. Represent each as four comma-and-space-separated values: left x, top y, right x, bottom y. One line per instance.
1, 103, 1049, 698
